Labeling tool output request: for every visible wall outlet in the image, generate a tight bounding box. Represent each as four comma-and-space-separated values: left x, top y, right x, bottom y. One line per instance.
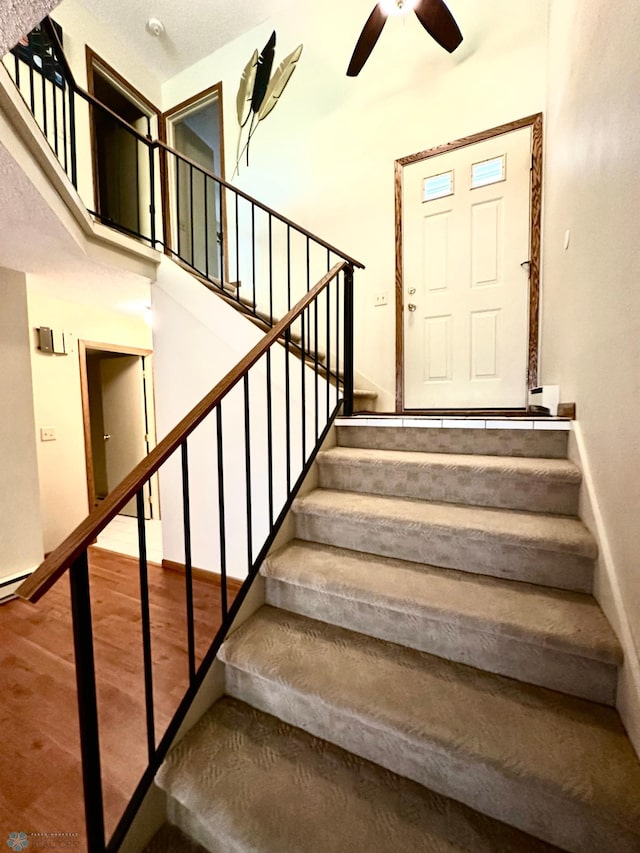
374, 292, 388, 307
40, 427, 56, 442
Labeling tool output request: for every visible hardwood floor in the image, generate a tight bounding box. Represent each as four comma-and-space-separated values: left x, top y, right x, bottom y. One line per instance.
0, 547, 232, 851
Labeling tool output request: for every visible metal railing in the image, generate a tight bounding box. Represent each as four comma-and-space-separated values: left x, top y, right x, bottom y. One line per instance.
4, 17, 363, 332
18, 263, 354, 851
6, 16, 365, 853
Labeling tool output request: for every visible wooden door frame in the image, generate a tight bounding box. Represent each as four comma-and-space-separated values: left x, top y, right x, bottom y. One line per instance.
85, 46, 161, 232
394, 113, 543, 413
78, 340, 153, 514
159, 82, 229, 283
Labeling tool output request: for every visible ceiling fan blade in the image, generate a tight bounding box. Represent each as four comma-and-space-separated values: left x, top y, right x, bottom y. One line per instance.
347, 5, 388, 77
413, 0, 463, 53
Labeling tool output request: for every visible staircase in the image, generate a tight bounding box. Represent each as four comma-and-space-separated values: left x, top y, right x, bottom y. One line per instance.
150, 418, 640, 852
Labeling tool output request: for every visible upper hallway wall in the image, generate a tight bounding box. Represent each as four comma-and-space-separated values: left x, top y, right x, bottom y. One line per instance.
161, 0, 549, 408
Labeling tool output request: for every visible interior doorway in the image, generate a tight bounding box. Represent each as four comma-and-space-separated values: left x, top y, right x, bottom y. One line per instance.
395, 114, 543, 413
86, 47, 159, 241
79, 341, 157, 520
162, 83, 226, 279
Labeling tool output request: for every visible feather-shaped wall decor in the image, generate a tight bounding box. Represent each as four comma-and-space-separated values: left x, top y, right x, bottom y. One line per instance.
250, 31, 276, 114
236, 49, 258, 127
258, 44, 304, 122
233, 32, 303, 177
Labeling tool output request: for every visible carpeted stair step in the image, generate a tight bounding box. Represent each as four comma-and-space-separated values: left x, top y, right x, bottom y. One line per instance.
219, 607, 640, 853
262, 540, 620, 704
337, 422, 569, 458
144, 822, 209, 852
317, 446, 581, 514
155, 696, 560, 853
292, 489, 597, 592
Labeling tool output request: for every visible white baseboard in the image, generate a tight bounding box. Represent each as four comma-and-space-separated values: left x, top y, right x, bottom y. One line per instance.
0, 568, 36, 603
568, 425, 640, 758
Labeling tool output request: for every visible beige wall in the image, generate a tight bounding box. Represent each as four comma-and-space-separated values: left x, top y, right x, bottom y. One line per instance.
542, 0, 640, 751
0, 268, 44, 583
162, 0, 549, 408
27, 284, 152, 553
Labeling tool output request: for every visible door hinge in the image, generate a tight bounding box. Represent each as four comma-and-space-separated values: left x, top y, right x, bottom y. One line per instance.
148, 495, 153, 504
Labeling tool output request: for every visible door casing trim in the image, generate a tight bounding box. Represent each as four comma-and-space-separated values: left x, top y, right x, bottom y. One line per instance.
394, 113, 543, 413
78, 340, 153, 514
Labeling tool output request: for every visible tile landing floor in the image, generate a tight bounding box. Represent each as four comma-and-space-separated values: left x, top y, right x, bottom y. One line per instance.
95, 514, 163, 564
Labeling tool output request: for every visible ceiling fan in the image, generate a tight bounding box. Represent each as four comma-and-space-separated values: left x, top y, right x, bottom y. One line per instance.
347, 0, 463, 77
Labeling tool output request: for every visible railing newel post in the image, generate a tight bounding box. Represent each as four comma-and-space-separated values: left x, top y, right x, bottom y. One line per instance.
343, 265, 355, 417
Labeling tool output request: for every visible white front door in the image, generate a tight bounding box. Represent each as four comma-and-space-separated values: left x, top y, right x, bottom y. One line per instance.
403, 126, 532, 409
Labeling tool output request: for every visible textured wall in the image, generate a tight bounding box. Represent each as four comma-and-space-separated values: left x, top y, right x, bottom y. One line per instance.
0, 0, 61, 56
542, 0, 640, 755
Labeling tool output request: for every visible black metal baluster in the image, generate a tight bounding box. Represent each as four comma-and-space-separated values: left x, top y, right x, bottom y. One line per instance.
204, 176, 209, 278
266, 350, 274, 527
148, 145, 156, 247
176, 154, 181, 259
41, 69, 48, 138
52, 74, 59, 157
285, 328, 291, 495
326, 282, 331, 420
243, 375, 253, 573
181, 441, 196, 683
343, 266, 355, 417
216, 406, 228, 620
136, 490, 155, 763
286, 226, 291, 311
217, 182, 224, 286
235, 193, 240, 299
69, 88, 77, 189
301, 308, 307, 466
62, 80, 68, 175
189, 164, 195, 267
306, 236, 310, 293
14, 54, 20, 87
251, 203, 256, 312
28, 59, 35, 113
268, 214, 273, 325
314, 296, 319, 440
69, 552, 105, 853
336, 271, 341, 403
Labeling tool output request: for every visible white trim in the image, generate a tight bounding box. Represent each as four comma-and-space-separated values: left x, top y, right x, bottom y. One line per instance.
335, 416, 571, 432
0, 568, 36, 603
569, 424, 640, 759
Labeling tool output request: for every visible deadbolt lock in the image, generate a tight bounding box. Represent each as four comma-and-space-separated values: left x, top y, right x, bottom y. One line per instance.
408, 287, 416, 295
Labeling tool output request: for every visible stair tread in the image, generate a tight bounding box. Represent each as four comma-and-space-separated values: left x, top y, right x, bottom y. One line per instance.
144, 823, 209, 853
318, 446, 581, 482
262, 540, 620, 664
156, 696, 559, 853
293, 489, 597, 557
220, 608, 640, 837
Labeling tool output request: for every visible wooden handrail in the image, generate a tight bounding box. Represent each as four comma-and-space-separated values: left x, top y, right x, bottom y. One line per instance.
17, 263, 349, 604
39, 17, 364, 270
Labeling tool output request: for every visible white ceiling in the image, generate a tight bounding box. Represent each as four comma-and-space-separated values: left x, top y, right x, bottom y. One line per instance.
77, 0, 289, 81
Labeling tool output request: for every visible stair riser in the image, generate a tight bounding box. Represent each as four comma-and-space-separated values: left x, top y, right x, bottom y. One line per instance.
294, 511, 594, 593
337, 426, 568, 458
265, 579, 617, 705
317, 462, 580, 515
166, 799, 229, 853
224, 664, 634, 853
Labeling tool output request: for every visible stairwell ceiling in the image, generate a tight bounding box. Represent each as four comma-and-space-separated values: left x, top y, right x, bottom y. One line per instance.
0, 0, 60, 56
77, 0, 289, 81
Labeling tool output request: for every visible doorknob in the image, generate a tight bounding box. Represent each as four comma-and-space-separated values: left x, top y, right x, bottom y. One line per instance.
103, 434, 111, 440
408, 303, 417, 312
